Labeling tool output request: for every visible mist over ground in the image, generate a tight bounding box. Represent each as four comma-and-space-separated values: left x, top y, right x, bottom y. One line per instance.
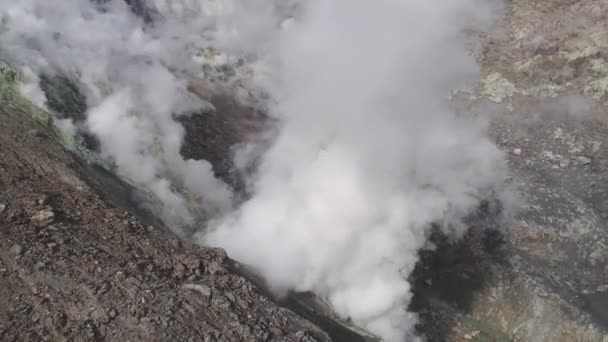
0, 0, 507, 340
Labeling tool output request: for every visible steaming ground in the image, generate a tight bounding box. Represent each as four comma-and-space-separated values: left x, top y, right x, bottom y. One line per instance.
0, 0, 505, 341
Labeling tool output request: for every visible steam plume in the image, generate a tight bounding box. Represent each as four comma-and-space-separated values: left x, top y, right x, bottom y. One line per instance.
0, 0, 240, 230
205, 0, 505, 340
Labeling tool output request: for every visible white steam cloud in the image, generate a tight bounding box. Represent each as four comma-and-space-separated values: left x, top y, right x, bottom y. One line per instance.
204, 1, 505, 340
0, 0, 506, 341
0, 0, 264, 230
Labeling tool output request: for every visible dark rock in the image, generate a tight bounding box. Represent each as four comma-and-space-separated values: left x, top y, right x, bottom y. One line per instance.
207, 261, 227, 276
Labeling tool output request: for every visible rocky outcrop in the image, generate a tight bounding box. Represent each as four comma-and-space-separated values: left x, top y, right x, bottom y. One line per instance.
413, 0, 608, 340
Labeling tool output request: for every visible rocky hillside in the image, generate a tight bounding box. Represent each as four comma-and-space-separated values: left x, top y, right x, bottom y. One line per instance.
0, 77, 336, 341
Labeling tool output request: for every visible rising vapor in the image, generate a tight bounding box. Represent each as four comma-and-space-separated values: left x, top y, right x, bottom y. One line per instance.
204, 1, 506, 340
0, 0, 505, 341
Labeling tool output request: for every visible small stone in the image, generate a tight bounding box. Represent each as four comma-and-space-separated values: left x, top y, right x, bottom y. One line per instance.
512, 148, 522, 155
94, 281, 109, 296
160, 316, 170, 328
173, 263, 186, 278
182, 284, 212, 300
588, 249, 605, 266
53, 312, 67, 327
31, 209, 55, 227
270, 326, 284, 338
577, 156, 591, 165
213, 297, 231, 310
237, 298, 250, 310
464, 330, 480, 339
108, 309, 117, 319
225, 292, 236, 303
139, 317, 152, 325
183, 255, 203, 272
10, 244, 23, 255
98, 312, 111, 325
559, 159, 570, 168
296, 330, 319, 342
0, 204, 6, 214
211, 248, 228, 261
47, 242, 58, 249
207, 261, 227, 276
37, 195, 48, 206
27, 129, 45, 138
237, 323, 252, 338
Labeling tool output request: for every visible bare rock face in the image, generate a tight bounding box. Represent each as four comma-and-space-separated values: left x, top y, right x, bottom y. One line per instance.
413, 0, 608, 340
